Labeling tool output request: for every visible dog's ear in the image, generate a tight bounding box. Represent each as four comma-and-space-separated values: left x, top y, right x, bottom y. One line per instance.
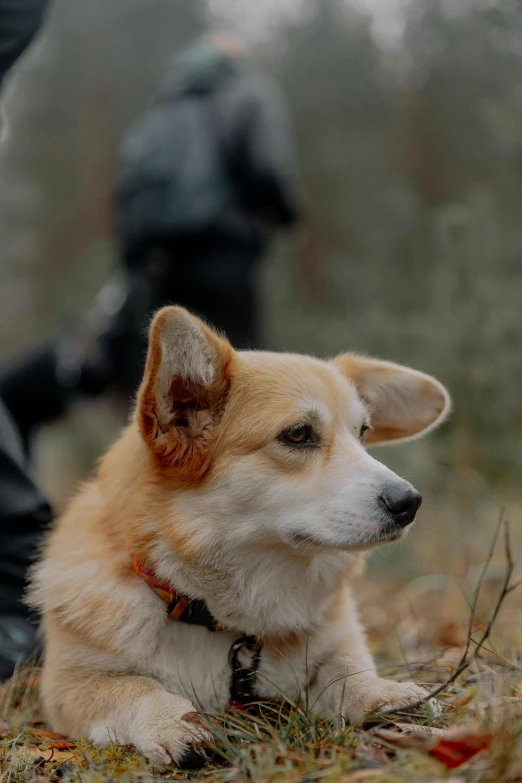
332, 354, 450, 445
137, 307, 233, 473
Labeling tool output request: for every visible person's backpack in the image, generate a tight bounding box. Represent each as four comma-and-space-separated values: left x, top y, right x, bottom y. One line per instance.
117, 92, 232, 248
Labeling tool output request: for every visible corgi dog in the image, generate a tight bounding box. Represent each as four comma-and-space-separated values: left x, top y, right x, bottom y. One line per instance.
30, 306, 450, 768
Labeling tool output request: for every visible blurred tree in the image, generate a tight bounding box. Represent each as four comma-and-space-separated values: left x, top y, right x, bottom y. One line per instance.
262, 0, 522, 483
1, 0, 521, 499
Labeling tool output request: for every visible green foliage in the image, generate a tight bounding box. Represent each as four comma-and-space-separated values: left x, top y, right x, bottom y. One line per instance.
263, 0, 522, 488
1, 0, 521, 504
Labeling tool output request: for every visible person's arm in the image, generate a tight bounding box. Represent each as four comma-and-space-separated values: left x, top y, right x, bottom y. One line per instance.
0, 0, 49, 87
241, 74, 302, 228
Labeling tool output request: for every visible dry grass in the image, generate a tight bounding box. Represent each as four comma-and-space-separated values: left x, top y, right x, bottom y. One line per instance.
1, 518, 520, 783
1, 655, 520, 783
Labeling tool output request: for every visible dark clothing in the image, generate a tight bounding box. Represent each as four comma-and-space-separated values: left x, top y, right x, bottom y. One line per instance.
209, 69, 301, 234
114, 46, 300, 395
0, 0, 51, 679
0, 0, 49, 88
0, 391, 48, 676
118, 50, 300, 265
161, 237, 260, 349
0, 400, 52, 615
99, 235, 260, 398
0, 347, 67, 453
0, 401, 50, 533
0, 0, 52, 535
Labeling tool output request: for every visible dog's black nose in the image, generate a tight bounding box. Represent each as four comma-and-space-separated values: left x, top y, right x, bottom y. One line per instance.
379, 487, 422, 527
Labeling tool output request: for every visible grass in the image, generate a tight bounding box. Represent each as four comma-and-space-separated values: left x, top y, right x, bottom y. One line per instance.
1, 522, 520, 783
0, 653, 520, 783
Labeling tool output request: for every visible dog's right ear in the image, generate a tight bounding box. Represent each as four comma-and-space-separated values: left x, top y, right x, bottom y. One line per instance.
136, 307, 233, 475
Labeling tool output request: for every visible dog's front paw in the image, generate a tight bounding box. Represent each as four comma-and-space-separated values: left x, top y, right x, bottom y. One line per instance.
136, 707, 214, 769
92, 693, 214, 769
344, 679, 428, 723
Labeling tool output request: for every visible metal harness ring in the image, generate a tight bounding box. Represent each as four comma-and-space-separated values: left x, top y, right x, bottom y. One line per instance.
228, 635, 263, 704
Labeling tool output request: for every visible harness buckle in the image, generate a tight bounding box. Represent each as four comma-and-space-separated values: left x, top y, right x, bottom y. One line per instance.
228, 635, 263, 705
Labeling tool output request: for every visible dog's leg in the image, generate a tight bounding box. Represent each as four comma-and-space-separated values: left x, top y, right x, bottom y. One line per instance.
309, 593, 427, 723
43, 670, 214, 769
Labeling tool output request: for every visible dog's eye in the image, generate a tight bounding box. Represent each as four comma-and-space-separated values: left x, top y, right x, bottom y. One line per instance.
359, 423, 372, 443
279, 424, 317, 448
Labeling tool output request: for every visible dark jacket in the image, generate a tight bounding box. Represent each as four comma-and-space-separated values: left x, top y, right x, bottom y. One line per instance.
0, 0, 49, 89
0, 0, 53, 528
118, 45, 301, 258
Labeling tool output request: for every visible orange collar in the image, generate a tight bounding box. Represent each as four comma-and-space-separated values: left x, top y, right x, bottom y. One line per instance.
132, 556, 218, 630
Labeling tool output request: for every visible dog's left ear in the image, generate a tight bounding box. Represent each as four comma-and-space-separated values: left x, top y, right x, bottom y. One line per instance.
332, 355, 451, 445
137, 306, 233, 473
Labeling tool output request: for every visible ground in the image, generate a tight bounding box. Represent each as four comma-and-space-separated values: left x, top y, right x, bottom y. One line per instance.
1, 519, 521, 783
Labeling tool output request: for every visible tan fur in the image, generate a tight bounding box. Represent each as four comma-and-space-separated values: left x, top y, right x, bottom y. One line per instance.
30, 307, 451, 768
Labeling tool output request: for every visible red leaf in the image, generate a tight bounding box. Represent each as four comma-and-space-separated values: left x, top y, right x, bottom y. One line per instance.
372, 725, 491, 769
49, 742, 77, 751
28, 727, 69, 742
428, 728, 491, 769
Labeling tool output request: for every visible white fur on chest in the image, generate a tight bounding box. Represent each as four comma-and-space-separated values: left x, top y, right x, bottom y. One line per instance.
118, 532, 359, 710
120, 600, 343, 712
149, 536, 355, 637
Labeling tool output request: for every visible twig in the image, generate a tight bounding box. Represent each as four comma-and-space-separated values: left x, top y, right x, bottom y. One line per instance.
375, 512, 520, 717
506, 577, 522, 594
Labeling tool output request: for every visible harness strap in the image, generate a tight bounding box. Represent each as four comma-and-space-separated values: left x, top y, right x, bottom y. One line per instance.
132, 555, 263, 709
132, 556, 218, 630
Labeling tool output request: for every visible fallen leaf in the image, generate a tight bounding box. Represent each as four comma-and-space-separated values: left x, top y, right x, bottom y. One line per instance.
11, 744, 83, 768
27, 727, 69, 743
49, 742, 78, 751
428, 728, 491, 769
0, 720, 11, 738
47, 749, 82, 765
452, 690, 476, 709
371, 726, 491, 769
437, 622, 466, 647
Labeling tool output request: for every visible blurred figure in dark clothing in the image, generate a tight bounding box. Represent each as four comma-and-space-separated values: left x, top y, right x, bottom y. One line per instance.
0, 0, 52, 679
0, 33, 302, 424
113, 33, 301, 392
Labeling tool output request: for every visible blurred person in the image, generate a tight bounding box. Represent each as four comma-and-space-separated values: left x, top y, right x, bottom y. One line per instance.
0, 32, 302, 435
0, 0, 52, 679
0, 295, 117, 454
113, 32, 301, 393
